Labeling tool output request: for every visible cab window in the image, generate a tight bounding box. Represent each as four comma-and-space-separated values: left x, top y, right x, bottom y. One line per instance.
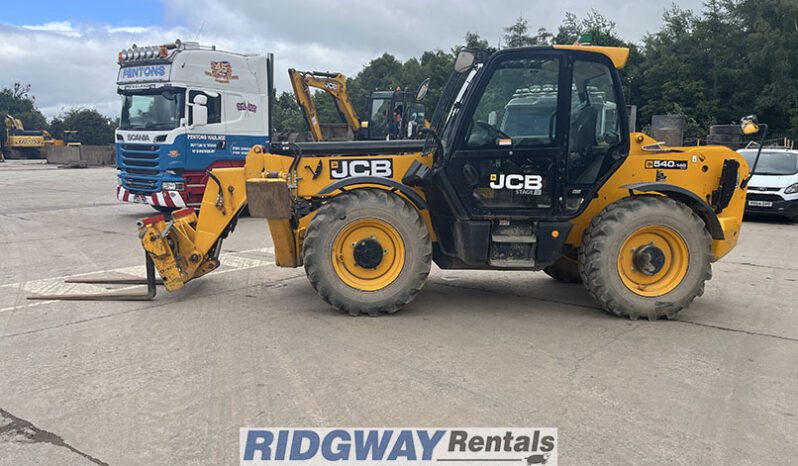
188, 90, 222, 125
463, 57, 560, 149
567, 60, 622, 184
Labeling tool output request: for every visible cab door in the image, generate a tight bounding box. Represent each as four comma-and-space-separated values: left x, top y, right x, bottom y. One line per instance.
445, 51, 568, 218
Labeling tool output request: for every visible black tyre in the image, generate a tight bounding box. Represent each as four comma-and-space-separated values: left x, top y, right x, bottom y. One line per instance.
542, 250, 582, 283
579, 196, 713, 320
303, 189, 432, 316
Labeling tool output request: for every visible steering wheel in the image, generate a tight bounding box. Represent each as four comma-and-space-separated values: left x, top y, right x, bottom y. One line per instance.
474, 121, 511, 141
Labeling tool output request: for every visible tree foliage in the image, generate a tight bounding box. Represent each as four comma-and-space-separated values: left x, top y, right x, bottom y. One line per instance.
58, 108, 117, 145
12, 2, 797, 142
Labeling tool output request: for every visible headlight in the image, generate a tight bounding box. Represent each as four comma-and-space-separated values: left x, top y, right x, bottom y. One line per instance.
785, 183, 798, 194
162, 182, 185, 191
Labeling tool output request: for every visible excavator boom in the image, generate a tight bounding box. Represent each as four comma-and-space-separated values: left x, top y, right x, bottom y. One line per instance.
288, 69, 361, 141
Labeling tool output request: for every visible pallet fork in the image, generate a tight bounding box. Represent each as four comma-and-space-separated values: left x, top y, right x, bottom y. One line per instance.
27, 254, 162, 301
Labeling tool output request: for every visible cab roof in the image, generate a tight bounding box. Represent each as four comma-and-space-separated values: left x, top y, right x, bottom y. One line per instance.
553, 44, 630, 69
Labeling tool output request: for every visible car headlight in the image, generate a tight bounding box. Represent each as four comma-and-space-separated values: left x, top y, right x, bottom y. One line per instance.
162, 182, 185, 191
785, 183, 798, 194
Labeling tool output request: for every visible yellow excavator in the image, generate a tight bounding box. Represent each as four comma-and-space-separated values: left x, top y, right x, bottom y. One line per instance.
34, 43, 764, 322
2, 115, 45, 159
288, 69, 361, 141
288, 68, 429, 141
42, 130, 81, 147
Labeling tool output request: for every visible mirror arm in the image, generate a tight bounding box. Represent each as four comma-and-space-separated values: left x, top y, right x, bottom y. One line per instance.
741, 123, 768, 189
419, 128, 445, 166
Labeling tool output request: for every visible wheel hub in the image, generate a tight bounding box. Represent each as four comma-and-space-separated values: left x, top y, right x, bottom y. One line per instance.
353, 238, 384, 269
633, 242, 666, 276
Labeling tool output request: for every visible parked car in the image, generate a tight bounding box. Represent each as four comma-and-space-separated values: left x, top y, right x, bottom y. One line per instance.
738, 145, 798, 220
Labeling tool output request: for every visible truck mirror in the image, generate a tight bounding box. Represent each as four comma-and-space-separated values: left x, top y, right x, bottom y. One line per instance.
454, 49, 476, 73
193, 106, 208, 127
740, 114, 759, 135
193, 94, 208, 106
416, 78, 430, 101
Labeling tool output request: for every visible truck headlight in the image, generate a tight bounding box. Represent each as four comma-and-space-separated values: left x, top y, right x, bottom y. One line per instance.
162, 182, 185, 191
785, 183, 798, 194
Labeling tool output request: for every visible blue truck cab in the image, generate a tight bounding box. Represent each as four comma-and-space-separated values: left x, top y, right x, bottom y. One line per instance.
115, 40, 272, 210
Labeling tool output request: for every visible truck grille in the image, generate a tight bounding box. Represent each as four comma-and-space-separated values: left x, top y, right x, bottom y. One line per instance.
118, 143, 161, 193
747, 193, 783, 202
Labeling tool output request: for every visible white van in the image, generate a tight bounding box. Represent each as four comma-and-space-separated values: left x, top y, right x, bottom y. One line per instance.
738, 145, 798, 220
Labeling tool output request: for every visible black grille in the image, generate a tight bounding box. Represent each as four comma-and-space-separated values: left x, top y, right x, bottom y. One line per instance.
125, 178, 158, 190
126, 168, 159, 176
122, 144, 158, 151
747, 194, 783, 202
749, 186, 781, 192
124, 159, 158, 167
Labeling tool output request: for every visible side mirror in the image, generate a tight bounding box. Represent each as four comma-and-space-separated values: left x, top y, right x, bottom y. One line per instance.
416, 78, 430, 101
740, 115, 760, 135
191, 94, 208, 127
454, 49, 476, 73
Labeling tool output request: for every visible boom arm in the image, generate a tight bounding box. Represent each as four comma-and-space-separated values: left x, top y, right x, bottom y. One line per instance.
288, 68, 361, 141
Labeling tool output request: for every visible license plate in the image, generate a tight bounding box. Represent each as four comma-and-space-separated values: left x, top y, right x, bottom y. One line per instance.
131, 194, 149, 204
748, 200, 772, 207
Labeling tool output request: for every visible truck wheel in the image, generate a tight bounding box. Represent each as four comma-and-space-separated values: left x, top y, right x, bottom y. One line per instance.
303, 189, 432, 316
542, 250, 582, 283
579, 196, 713, 320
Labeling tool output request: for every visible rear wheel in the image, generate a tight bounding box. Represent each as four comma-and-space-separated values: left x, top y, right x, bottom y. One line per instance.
302, 189, 431, 316
579, 196, 713, 320
542, 249, 582, 283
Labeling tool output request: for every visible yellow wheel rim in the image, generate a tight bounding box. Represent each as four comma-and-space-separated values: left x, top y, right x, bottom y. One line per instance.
617, 225, 689, 297
331, 218, 405, 291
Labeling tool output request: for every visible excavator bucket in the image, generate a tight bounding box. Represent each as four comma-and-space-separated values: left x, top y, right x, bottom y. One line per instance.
27, 254, 162, 301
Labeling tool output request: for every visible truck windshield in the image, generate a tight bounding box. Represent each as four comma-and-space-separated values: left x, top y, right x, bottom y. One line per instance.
741, 150, 798, 176
120, 89, 185, 131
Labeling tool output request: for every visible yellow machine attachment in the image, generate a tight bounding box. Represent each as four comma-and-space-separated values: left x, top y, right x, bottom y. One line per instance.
288, 68, 361, 141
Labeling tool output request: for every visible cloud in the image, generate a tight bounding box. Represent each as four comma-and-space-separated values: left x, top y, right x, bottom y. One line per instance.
0, 0, 706, 120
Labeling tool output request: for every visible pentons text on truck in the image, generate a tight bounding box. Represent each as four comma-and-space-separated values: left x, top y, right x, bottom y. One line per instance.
115, 40, 274, 211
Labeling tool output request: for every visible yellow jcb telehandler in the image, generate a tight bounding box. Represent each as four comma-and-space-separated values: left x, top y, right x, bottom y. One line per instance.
33, 44, 764, 321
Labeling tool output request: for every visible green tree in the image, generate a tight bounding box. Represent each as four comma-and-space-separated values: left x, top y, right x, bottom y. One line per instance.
272, 91, 305, 133
0, 83, 49, 145
503, 16, 537, 47
59, 108, 116, 145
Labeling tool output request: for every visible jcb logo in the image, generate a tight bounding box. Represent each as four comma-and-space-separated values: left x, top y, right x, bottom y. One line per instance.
330, 159, 393, 179
489, 173, 544, 190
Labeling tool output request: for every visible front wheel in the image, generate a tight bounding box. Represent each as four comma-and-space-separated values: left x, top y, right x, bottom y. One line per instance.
579, 196, 713, 320
302, 189, 432, 316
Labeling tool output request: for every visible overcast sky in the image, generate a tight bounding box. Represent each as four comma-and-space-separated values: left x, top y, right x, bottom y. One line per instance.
0, 0, 706, 120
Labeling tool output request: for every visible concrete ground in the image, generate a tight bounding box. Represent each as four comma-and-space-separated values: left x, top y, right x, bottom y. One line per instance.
1, 160, 796, 466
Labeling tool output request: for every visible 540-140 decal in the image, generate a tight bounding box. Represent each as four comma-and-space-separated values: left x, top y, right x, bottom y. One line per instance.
645, 159, 688, 170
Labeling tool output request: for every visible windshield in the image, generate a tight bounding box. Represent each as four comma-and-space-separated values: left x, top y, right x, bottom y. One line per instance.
740, 150, 798, 175
120, 89, 185, 131
436, 67, 478, 150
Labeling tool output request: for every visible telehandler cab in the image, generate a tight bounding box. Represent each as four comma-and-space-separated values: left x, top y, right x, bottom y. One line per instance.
32, 44, 755, 321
